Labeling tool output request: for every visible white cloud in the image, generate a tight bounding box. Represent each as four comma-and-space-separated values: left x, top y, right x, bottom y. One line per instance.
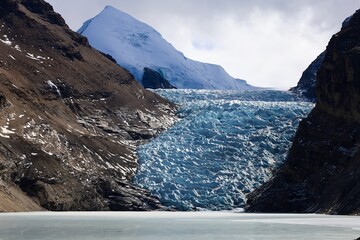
47, 0, 360, 89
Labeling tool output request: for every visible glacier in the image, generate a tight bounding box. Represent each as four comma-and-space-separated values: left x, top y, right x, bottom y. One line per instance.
134, 90, 314, 210
78, 6, 257, 90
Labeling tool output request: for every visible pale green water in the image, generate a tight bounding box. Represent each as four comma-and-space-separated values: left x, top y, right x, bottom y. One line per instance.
0, 212, 359, 239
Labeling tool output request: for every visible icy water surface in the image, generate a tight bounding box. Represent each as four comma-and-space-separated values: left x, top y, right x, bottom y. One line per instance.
0, 212, 359, 240
134, 90, 314, 210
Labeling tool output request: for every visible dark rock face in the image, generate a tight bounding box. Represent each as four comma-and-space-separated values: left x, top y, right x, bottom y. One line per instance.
142, 68, 176, 89
317, 12, 360, 122
0, 1, 17, 16
20, 0, 67, 26
0, 93, 8, 108
0, 0, 176, 211
247, 108, 360, 214
290, 52, 325, 102
246, 10, 360, 214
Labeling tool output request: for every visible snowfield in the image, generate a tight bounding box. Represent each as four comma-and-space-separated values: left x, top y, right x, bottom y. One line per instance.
78, 6, 257, 90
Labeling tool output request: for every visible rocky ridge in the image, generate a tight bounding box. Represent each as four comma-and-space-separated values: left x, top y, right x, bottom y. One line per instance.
0, 0, 176, 211
142, 68, 176, 89
290, 16, 357, 102
290, 52, 325, 102
246, 9, 360, 214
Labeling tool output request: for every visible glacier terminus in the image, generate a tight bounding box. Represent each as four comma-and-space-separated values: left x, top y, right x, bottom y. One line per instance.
134, 89, 314, 210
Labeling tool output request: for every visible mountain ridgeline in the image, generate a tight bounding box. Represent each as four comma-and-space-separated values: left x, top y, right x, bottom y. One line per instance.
0, 0, 176, 211
290, 52, 325, 102
289, 17, 357, 102
78, 6, 257, 90
247, 9, 360, 214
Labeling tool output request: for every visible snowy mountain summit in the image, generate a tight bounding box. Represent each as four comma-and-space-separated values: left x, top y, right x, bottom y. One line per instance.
78, 6, 256, 90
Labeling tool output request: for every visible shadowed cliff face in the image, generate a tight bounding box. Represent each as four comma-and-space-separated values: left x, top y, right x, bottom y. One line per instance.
290, 52, 325, 102
317, 12, 360, 122
246, 9, 360, 214
142, 68, 176, 89
0, 0, 176, 211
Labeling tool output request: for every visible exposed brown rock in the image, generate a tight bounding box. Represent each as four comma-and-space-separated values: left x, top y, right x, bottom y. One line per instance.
246, 9, 360, 214
0, 0, 176, 211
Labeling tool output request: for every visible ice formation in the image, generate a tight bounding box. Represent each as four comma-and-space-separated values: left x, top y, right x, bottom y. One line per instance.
134, 90, 314, 210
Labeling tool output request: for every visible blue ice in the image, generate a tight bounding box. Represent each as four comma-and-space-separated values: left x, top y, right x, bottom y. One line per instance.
134, 90, 314, 210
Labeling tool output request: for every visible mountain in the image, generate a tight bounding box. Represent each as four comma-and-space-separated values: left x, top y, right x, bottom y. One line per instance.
78, 6, 256, 90
290, 52, 325, 102
290, 16, 356, 102
246, 10, 360, 214
0, 0, 176, 211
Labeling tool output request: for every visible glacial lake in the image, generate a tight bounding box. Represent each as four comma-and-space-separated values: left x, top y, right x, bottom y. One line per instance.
0, 212, 359, 239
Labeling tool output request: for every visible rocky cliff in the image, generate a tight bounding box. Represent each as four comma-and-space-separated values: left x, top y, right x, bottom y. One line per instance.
0, 0, 176, 211
246, 9, 360, 214
290, 52, 325, 102
142, 68, 176, 89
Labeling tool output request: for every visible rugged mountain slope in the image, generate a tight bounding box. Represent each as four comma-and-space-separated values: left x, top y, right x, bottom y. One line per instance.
246, 9, 360, 214
0, 0, 176, 211
78, 6, 256, 90
290, 17, 355, 102
290, 52, 325, 102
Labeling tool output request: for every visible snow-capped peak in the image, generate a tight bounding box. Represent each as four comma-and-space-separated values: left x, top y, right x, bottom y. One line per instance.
78, 6, 257, 90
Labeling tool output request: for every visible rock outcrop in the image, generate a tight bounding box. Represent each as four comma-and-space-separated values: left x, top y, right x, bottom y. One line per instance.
142, 68, 176, 89
246, 9, 360, 214
290, 52, 325, 102
290, 15, 358, 103
0, 0, 176, 211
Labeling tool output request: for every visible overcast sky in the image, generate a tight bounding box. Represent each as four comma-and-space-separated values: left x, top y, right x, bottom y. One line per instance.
47, 0, 360, 89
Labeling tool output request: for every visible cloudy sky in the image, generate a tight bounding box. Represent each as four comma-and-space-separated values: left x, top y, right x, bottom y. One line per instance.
47, 0, 360, 89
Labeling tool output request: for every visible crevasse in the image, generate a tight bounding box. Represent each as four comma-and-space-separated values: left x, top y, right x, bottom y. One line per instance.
134, 90, 314, 210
